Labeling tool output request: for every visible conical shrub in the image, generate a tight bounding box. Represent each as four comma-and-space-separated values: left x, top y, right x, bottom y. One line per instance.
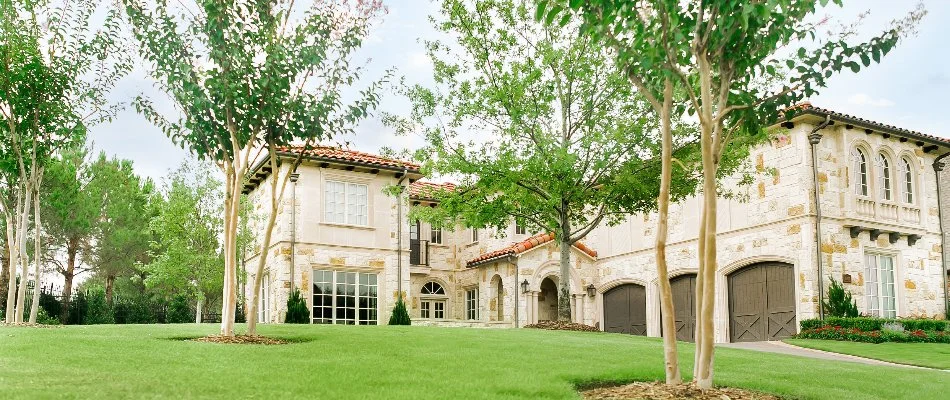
388, 295, 411, 325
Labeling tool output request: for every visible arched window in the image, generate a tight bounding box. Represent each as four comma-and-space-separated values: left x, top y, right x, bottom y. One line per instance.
852, 148, 869, 196
421, 282, 445, 295
900, 158, 914, 204
876, 154, 892, 201
420, 282, 446, 319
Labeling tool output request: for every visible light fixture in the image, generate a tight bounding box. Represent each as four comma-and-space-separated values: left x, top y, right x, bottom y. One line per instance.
521, 279, 529, 294
586, 284, 596, 297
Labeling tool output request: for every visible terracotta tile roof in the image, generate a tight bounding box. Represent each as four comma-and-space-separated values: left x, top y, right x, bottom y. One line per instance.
276, 145, 421, 171
787, 102, 949, 146
466, 232, 598, 267
409, 181, 457, 199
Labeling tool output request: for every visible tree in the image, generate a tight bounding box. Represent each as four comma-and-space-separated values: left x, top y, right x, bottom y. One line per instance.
0, 0, 130, 323
124, 0, 388, 336
86, 153, 155, 304
144, 160, 224, 323
546, 0, 926, 388
823, 278, 859, 318
391, 0, 696, 322
41, 145, 98, 322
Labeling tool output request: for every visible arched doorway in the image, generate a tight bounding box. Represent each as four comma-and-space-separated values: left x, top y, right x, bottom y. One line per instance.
603, 284, 647, 335
662, 274, 696, 342
538, 277, 558, 321
728, 262, 796, 342
490, 275, 504, 321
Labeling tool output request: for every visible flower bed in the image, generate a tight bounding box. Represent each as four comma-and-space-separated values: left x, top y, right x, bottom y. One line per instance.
795, 325, 950, 344
799, 317, 947, 332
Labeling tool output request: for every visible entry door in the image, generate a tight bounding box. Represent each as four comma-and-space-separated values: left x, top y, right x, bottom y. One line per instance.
603, 284, 647, 335
670, 274, 696, 342
728, 263, 796, 342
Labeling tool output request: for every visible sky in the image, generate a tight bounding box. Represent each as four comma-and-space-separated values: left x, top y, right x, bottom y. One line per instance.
88, 0, 950, 183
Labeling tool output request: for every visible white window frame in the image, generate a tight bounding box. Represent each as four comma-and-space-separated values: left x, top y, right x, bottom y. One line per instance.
852, 148, 869, 197
258, 274, 270, 323
430, 224, 442, 244
465, 288, 479, 320
864, 253, 897, 318
420, 281, 447, 320
515, 222, 526, 235
324, 180, 369, 226
899, 158, 914, 204
311, 269, 378, 325
876, 154, 892, 201
471, 228, 479, 243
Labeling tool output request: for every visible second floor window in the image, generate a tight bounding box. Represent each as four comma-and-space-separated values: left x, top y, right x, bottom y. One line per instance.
852, 148, 869, 196
325, 181, 368, 225
430, 225, 442, 244
877, 154, 892, 201
900, 158, 914, 204
471, 228, 479, 243
515, 222, 526, 235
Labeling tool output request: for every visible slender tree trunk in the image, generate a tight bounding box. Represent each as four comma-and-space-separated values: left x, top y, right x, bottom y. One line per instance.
61, 238, 78, 323
4, 212, 16, 323
105, 275, 115, 306
557, 215, 573, 321
0, 239, 9, 318
655, 79, 681, 384
195, 295, 203, 324
248, 178, 281, 336
220, 157, 243, 336
29, 192, 42, 323
14, 183, 34, 323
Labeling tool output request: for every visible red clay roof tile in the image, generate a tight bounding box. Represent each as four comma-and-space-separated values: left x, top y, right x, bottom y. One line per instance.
466, 232, 597, 267
277, 145, 421, 171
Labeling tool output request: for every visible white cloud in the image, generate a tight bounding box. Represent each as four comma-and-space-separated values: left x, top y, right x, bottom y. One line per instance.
847, 93, 895, 108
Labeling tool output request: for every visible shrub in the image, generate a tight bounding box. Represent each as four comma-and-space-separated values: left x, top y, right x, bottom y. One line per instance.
35, 308, 61, 325
84, 289, 114, 325
388, 295, 411, 326
796, 326, 950, 344
800, 317, 948, 333
823, 278, 859, 318
38, 292, 62, 320
165, 295, 192, 323
68, 291, 88, 325
284, 289, 309, 324
113, 296, 158, 324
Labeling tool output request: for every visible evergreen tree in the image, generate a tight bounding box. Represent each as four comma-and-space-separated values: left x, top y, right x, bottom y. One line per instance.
283, 289, 309, 324
388, 295, 411, 326
824, 278, 860, 318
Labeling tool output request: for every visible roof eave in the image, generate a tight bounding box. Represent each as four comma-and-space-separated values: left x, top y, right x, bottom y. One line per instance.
789, 109, 950, 151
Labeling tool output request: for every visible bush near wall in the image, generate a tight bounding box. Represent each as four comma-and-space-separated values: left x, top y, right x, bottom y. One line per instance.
800, 317, 948, 333
796, 325, 950, 344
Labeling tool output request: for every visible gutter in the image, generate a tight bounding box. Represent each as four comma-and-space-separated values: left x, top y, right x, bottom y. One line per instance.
289, 172, 299, 292
808, 115, 833, 320
396, 168, 409, 300
935, 152, 950, 318
510, 255, 520, 328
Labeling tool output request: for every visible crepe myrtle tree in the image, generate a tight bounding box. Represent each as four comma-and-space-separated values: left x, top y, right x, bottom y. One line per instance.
544, 0, 926, 388
124, 0, 389, 336
387, 0, 706, 322
0, 0, 130, 323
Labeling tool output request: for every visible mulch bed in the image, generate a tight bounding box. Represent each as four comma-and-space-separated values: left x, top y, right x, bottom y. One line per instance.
525, 321, 600, 332
191, 334, 289, 345
581, 382, 781, 400
0, 322, 63, 329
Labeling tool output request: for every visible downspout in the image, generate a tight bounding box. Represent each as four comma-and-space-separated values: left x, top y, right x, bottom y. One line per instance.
934, 153, 949, 318
396, 169, 409, 298
289, 172, 299, 292
808, 115, 832, 320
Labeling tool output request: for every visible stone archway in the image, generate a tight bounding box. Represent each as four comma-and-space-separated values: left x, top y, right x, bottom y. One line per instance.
490, 275, 504, 322
538, 277, 558, 321
728, 262, 796, 342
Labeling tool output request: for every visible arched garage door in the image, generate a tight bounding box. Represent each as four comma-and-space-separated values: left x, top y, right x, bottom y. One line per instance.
670, 274, 696, 342
728, 262, 796, 342
603, 284, 646, 335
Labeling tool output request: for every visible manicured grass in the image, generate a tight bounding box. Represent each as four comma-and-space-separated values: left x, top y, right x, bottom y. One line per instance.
1, 325, 947, 400
786, 339, 950, 370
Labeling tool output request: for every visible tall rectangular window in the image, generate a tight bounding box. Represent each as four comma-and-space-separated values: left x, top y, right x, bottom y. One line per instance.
325, 180, 368, 225
515, 222, 526, 235
471, 228, 479, 243
312, 269, 378, 325
430, 225, 442, 244
864, 253, 896, 318
465, 289, 479, 320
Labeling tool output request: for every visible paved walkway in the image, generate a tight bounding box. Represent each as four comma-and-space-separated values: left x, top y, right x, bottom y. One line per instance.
719, 341, 945, 371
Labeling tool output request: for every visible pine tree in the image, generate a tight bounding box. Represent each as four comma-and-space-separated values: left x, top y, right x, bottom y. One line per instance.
824, 278, 860, 318
388, 295, 411, 326
283, 289, 309, 324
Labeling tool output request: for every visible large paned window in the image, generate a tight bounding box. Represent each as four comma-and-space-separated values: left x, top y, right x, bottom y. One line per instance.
900, 158, 914, 204
852, 148, 869, 196
864, 254, 896, 318
465, 289, 479, 320
258, 276, 270, 323
430, 225, 442, 244
325, 181, 368, 225
312, 270, 378, 325
420, 282, 446, 319
877, 154, 892, 201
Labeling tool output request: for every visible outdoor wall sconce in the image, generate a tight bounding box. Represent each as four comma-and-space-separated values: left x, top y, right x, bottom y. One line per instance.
842, 274, 852, 284
521, 279, 529, 294
585, 284, 596, 297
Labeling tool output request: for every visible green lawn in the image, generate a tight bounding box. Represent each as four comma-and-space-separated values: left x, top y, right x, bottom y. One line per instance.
786, 339, 950, 370
1, 325, 947, 400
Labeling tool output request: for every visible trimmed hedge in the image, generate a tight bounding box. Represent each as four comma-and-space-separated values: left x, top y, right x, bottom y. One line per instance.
800, 317, 948, 332
797, 325, 950, 344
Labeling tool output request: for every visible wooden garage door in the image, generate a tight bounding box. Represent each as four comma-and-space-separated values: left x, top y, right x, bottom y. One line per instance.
670, 274, 696, 342
728, 263, 796, 342
604, 284, 646, 336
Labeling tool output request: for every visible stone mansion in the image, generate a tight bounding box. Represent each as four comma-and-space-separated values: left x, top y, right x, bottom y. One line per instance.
242, 104, 950, 343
